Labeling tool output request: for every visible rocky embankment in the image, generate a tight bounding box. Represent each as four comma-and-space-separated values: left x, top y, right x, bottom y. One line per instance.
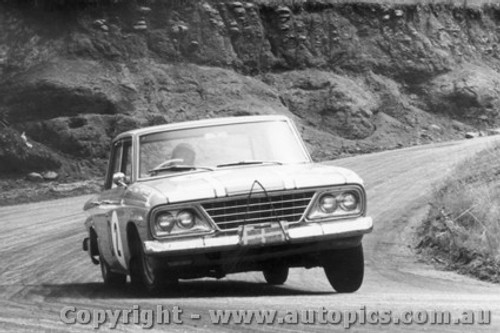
1, 0, 500, 187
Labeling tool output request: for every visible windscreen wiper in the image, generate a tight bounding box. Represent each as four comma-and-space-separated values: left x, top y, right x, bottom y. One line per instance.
149, 164, 215, 175
216, 160, 283, 168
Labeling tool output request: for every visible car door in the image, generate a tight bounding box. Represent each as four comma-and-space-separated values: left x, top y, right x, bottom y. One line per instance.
93, 139, 133, 271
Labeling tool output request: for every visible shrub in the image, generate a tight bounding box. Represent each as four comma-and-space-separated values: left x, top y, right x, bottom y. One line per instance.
0, 127, 62, 173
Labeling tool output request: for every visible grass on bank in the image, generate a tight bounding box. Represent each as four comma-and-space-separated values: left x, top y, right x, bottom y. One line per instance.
417, 142, 500, 283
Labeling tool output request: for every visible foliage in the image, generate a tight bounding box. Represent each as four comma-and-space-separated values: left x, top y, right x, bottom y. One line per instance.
0, 127, 62, 173
417, 142, 500, 282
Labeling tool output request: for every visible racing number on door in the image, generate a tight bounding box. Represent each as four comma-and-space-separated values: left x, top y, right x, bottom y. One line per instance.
110, 210, 127, 269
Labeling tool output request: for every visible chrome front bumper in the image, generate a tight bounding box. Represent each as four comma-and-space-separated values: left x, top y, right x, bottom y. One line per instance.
144, 216, 373, 255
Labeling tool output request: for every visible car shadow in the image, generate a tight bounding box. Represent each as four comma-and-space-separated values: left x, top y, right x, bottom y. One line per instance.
36, 280, 333, 299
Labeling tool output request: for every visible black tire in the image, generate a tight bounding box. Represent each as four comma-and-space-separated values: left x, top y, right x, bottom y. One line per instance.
129, 231, 177, 293
263, 265, 289, 285
100, 255, 127, 286
322, 244, 364, 293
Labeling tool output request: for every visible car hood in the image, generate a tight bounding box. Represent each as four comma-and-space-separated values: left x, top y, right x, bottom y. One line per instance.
132, 163, 363, 205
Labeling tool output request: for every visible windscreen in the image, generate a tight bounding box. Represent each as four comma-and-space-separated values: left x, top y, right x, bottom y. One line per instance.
139, 120, 309, 178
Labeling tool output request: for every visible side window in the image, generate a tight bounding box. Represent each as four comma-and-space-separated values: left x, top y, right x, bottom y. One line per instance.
105, 140, 132, 189
122, 141, 132, 179
106, 142, 123, 190
112, 143, 123, 175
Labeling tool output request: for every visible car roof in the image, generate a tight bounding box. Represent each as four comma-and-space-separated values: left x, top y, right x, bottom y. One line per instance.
113, 115, 291, 141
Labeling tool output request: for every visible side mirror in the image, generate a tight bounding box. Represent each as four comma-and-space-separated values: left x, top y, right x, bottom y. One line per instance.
112, 172, 129, 187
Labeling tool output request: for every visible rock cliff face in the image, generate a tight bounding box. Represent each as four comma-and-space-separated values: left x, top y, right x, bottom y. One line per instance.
1, 0, 500, 176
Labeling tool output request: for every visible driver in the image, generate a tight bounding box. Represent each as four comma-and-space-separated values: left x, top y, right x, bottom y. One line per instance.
171, 143, 196, 165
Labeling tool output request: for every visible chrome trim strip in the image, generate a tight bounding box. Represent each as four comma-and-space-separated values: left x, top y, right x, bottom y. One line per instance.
145, 238, 205, 252
206, 204, 310, 219
202, 234, 240, 249
215, 212, 305, 225
318, 217, 373, 238
203, 197, 311, 212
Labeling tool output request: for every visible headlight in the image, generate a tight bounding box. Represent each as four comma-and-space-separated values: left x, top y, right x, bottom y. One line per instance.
340, 192, 358, 211
319, 194, 338, 213
156, 212, 175, 232
307, 188, 363, 220
177, 210, 195, 229
152, 207, 212, 237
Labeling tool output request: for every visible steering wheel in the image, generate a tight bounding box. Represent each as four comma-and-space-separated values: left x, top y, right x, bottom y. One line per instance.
151, 158, 184, 172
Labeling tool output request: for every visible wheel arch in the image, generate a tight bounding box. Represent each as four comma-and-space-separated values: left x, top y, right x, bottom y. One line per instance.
126, 221, 141, 259
89, 227, 99, 257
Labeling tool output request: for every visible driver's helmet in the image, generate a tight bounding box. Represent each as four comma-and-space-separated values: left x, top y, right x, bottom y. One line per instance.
171, 143, 196, 165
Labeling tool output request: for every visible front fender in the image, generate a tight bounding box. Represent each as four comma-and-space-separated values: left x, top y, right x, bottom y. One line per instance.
108, 207, 150, 275
83, 190, 152, 275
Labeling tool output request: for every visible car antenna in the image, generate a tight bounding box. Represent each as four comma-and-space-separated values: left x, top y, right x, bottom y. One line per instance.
243, 180, 289, 241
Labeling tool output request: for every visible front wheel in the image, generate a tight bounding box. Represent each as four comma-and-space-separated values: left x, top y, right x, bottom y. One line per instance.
263, 265, 289, 285
100, 255, 127, 286
129, 232, 177, 293
322, 244, 364, 293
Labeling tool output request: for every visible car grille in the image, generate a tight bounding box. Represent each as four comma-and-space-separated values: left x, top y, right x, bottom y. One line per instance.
202, 190, 316, 230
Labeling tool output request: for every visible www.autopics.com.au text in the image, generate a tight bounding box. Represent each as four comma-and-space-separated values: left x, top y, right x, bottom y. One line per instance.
59, 305, 491, 329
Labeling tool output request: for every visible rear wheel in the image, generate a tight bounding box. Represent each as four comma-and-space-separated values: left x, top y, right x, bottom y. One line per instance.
100, 255, 127, 286
263, 265, 289, 285
322, 244, 364, 293
129, 231, 177, 293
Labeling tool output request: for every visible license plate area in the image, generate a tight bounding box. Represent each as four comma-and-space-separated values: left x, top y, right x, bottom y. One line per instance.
239, 222, 287, 246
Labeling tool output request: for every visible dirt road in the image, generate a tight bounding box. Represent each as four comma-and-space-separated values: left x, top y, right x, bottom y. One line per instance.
1, 136, 500, 332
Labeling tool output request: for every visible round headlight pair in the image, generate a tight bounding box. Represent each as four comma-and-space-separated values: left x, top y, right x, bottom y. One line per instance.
318, 192, 358, 213
157, 213, 175, 231
156, 210, 195, 231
